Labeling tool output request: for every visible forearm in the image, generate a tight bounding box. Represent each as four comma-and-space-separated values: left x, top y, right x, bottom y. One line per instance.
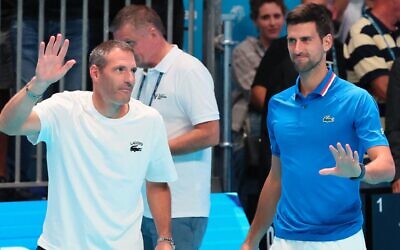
363, 159, 395, 184
0, 77, 44, 135
244, 176, 280, 247
370, 75, 389, 101
146, 182, 173, 238
169, 120, 219, 155
363, 146, 395, 184
250, 86, 267, 112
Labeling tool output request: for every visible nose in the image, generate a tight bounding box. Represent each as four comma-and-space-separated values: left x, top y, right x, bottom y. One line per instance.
270, 18, 276, 26
126, 71, 135, 85
293, 41, 303, 54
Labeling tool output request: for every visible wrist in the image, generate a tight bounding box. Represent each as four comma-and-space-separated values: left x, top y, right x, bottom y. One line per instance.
157, 237, 175, 249
350, 162, 366, 180
25, 83, 43, 100
26, 77, 47, 99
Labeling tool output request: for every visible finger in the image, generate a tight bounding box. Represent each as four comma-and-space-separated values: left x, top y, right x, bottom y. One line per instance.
58, 39, 70, 60
329, 145, 339, 160
44, 36, 56, 55
319, 167, 336, 176
38, 41, 46, 59
337, 142, 346, 156
345, 144, 353, 159
353, 150, 360, 163
52, 34, 63, 55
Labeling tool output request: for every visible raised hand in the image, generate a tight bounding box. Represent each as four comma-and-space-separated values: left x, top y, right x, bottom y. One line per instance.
35, 34, 76, 90
319, 142, 362, 178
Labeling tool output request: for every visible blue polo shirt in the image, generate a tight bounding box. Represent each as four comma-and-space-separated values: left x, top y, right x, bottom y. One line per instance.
267, 69, 388, 241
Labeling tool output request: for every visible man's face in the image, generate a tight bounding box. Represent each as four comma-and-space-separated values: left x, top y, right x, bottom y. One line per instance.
92, 48, 136, 105
113, 23, 156, 68
287, 22, 331, 73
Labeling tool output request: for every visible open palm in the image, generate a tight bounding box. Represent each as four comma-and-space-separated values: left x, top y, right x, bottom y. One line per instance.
319, 143, 361, 178
35, 34, 76, 88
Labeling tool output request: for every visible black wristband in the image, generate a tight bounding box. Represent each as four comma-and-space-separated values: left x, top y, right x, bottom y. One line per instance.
350, 162, 366, 180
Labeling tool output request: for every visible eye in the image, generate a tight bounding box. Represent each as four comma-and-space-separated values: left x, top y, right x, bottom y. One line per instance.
125, 40, 135, 47
131, 67, 137, 73
260, 15, 270, 21
116, 66, 125, 72
300, 37, 312, 43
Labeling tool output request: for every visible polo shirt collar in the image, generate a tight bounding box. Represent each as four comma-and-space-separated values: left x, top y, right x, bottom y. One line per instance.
152, 44, 180, 74
294, 69, 336, 98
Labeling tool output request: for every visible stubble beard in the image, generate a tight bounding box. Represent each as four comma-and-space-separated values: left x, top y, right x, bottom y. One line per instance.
293, 53, 324, 74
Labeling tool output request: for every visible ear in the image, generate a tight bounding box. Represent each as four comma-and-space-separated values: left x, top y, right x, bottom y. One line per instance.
89, 65, 100, 81
322, 34, 333, 53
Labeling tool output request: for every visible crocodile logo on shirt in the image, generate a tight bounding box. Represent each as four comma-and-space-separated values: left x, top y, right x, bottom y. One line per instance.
322, 115, 335, 123
130, 141, 143, 152
154, 93, 167, 100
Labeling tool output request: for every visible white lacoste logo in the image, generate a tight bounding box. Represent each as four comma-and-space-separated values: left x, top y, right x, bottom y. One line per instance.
322, 115, 335, 123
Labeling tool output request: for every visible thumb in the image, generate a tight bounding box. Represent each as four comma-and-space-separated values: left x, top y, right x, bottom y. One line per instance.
64, 59, 76, 72
319, 167, 336, 176
60, 59, 76, 77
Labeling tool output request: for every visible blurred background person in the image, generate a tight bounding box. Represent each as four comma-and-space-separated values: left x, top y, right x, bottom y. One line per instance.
232, 0, 286, 223
231, 1, 286, 249
385, 56, 400, 193
344, 0, 400, 117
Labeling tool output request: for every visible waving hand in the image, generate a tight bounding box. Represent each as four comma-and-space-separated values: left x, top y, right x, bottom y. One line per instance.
319, 143, 362, 178
34, 34, 76, 91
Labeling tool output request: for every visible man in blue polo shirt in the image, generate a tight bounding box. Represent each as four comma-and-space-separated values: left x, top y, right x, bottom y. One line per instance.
241, 3, 395, 250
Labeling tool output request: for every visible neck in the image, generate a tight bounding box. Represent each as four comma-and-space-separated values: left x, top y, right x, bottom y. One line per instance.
299, 63, 328, 96
259, 36, 271, 50
92, 93, 129, 119
371, 6, 398, 31
149, 41, 173, 68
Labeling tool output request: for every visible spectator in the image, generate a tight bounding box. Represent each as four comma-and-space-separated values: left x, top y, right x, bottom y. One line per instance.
0, 34, 177, 249
344, 0, 400, 115
111, 5, 220, 250
241, 3, 394, 249
385, 56, 400, 193
230, 1, 285, 249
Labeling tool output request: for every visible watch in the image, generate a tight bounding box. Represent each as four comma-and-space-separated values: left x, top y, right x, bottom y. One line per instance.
350, 162, 366, 180
157, 237, 175, 249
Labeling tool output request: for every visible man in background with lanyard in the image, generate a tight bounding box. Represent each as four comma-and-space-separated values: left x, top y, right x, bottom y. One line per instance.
344, 0, 400, 193
344, 0, 400, 112
111, 4, 220, 250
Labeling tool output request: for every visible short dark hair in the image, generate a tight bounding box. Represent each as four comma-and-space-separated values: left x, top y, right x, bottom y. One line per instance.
286, 3, 333, 38
110, 4, 166, 36
250, 0, 286, 20
89, 40, 134, 69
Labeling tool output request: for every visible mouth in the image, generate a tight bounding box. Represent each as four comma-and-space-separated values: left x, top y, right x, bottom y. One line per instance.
267, 28, 280, 35
119, 88, 132, 93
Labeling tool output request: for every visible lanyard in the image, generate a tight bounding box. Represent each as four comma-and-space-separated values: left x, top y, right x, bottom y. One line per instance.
327, 44, 339, 76
364, 13, 396, 60
136, 72, 164, 106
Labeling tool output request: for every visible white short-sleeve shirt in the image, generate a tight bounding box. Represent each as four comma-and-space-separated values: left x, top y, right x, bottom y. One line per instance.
29, 91, 176, 249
